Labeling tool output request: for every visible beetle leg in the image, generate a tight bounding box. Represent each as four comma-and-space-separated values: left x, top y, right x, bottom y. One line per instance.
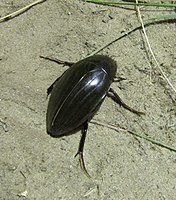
113, 76, 126, 82
108, 88, 145, 116
75, 121, 91, 178
40, 55, 75, 67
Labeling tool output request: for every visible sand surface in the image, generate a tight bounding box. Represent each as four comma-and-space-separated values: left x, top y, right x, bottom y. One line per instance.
0, 1, 176, 199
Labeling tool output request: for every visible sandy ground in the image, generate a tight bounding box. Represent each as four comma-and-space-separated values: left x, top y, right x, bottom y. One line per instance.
0, 0, 176, 199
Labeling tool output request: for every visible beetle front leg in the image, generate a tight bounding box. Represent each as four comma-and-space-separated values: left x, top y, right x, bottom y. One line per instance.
40, 55, 75, 67
108, 88, 145, 116
41, 55, 75, 95
75, 121, 91, 178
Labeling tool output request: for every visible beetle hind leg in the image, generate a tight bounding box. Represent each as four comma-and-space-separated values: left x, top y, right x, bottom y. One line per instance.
75, 121, 91, 178
108, 88, 145, 116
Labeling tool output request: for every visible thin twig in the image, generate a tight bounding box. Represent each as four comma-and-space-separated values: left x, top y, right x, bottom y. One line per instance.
0, 0, 47, 23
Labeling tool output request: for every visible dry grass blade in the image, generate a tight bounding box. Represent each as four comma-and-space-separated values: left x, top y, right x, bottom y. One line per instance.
91, 119, 176, 152
0, 0, 47, 23
86, 0, 176, 8
135, 0, 176, 93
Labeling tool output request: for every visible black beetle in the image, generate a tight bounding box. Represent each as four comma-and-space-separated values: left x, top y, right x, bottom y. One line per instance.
41, 55, 144, 177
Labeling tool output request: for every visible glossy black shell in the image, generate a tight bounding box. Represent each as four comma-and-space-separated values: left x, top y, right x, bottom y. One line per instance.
47, 55, 117, 137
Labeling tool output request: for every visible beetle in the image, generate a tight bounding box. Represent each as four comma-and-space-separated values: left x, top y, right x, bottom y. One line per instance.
41, 55, 144, 177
